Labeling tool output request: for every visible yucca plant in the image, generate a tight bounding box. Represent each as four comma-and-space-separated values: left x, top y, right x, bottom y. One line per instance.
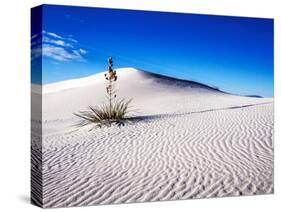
74, 57, 133, 128
74, 98, 132, 128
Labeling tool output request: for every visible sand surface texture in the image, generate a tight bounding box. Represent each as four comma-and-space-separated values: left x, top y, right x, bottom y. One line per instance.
31, 68, 273, 208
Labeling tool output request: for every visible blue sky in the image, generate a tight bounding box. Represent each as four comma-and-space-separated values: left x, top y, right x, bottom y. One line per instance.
31, 4, 274, 97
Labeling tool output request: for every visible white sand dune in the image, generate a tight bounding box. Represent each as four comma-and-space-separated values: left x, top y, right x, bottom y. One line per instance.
31, 68, 273, 208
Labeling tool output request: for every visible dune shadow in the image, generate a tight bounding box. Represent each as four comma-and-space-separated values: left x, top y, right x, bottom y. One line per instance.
126, 101, 272, 123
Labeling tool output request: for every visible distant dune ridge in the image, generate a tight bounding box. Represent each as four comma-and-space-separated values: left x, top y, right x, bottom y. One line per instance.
31, 68, 273, 208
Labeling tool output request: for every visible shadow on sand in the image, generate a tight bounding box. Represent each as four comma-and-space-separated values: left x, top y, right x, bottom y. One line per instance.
126, 101, 272, 124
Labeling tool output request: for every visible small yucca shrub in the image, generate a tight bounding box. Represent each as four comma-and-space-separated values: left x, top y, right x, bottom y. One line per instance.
74, 99, 132, 128
74, 57, 134, 128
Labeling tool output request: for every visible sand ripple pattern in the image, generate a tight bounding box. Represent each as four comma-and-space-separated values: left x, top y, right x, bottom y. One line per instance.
36, 101, 274, 208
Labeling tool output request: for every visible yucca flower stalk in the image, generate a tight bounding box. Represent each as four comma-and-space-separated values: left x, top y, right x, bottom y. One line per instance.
104, 56, 117, 118
74, 57, 133, 128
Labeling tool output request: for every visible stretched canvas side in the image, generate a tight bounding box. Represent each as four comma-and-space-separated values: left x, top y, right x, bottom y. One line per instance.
31, 5, 43, 208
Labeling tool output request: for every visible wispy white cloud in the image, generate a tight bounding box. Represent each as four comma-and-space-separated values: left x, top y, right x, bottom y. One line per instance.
68, 37, 78, 43
79, 48, 87, 54
43, 44, 83, 61
31, 46, 43, 61
32, 44, 84, 61
42, 37, 74, 48
31, 30, 87, 62
42, 30, 64, 39
31, 33, 39, 40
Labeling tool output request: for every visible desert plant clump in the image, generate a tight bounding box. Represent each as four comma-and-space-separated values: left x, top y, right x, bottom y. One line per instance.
74, 57, 133, 128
